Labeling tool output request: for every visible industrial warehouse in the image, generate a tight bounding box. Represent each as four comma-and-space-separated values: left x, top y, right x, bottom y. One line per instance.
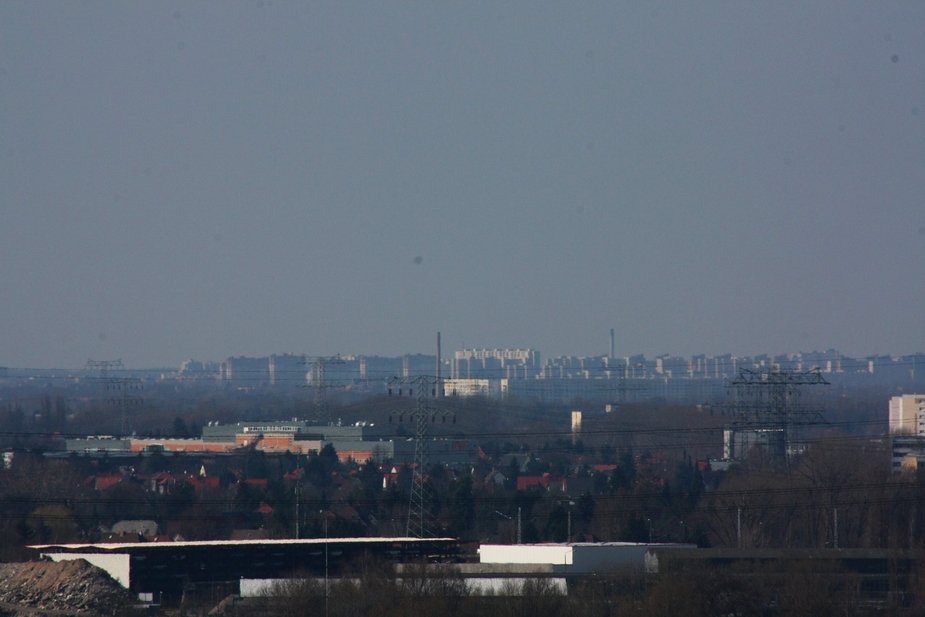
64, 419, 477, 466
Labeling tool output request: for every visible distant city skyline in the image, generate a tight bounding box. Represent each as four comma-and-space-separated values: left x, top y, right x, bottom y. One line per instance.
5, 345, 920, 406
4, 344, 922, 372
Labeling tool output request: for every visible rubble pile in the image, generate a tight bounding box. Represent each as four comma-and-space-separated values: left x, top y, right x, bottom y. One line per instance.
0, 559, 133, 615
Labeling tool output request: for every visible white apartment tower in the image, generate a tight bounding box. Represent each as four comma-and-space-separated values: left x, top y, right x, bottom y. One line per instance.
451, 349, 540, 379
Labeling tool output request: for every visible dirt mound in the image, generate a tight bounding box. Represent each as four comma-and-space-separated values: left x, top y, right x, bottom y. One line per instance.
0, 559, 134, 615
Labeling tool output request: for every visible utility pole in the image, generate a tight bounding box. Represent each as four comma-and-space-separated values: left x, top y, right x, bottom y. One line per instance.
518, 507, 522, 544
910, 506, 916, 549
294, 482, 301, 539
389, 375, 453, 538
737, 507, 742, 548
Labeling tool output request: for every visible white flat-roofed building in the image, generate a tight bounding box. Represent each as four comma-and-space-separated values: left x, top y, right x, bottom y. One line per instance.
477, 542, 695, 574
442, 379, 502, 397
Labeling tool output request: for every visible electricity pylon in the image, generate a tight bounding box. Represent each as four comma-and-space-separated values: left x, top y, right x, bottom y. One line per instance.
86, 360, 140, 437
388, 375, 454, 538
106, 377, 143, 438
599, 361, 648, 405
301, 355, 346, 425
85, 359, 123, 385
725, 367, 828, 467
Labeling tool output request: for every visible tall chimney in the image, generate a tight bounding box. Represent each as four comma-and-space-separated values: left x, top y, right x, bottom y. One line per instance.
610, 328, 615, 360
436, 332, 442, 397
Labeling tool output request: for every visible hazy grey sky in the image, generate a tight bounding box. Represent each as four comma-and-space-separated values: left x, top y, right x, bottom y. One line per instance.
1, 2, 922, 368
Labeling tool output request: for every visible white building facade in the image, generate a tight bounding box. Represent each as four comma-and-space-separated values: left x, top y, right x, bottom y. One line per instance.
889, 395, 925, 435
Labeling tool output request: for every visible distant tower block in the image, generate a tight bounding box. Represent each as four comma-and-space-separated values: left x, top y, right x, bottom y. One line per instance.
889, 394, 925, 435
571, 410, 582, 444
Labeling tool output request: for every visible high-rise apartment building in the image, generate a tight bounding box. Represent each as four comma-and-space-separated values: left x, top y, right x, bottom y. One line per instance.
269, 354, 306, 387
221, 356, 270, 385
451, 349, 540, 379
889, 394, 925, 435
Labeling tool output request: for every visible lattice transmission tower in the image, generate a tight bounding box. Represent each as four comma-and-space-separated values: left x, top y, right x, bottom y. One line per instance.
86, 359, 142, 437
388, 375, 453, 538
725, 367, 829, 467
85, 359, 123, 382
106, 377, 143, 438
301, 355, 346, 425
599, 361, 648, 406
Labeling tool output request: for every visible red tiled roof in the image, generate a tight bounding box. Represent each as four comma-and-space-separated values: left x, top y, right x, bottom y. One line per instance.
187, 476, 220, 490
94, 474, 124, 491
256, 502, 274, 515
